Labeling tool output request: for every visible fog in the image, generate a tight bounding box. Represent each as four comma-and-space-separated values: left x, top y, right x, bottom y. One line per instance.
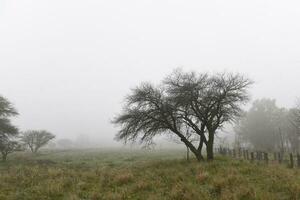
1, 0, 300, 147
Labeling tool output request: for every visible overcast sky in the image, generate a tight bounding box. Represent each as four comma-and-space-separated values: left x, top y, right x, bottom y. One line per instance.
1, 0, 300, 144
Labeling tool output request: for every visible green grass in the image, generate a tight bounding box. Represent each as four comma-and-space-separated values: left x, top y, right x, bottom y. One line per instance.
1, 149, 300, 200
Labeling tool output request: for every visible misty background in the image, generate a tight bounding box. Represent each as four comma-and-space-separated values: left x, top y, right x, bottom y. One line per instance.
1, 0, 300, 147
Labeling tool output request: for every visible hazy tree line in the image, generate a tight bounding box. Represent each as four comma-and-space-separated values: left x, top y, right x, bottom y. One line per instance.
2, 69, 299, 162
48, 136, 96, 149
0, 96, 55, 161
234, 98, 300, 154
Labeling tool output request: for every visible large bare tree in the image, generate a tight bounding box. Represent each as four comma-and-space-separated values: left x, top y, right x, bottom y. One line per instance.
113, 70, 252, 161
165, 70, 252, 160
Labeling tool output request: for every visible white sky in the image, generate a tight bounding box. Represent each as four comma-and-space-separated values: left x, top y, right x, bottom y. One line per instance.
1, 0, 300, 144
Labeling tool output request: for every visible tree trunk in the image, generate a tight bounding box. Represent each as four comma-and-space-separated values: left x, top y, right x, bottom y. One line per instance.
206, 131, 215, 161
184, 145, 203, 162
206, 142, 214, 161
196, 139, 204, 161
1, 153, 7, 162
29, 146, 34, 153
186, 145, 204, 162
186, 146, 190, 162
34, 146, 39, 154
176, 130, 204, 162
195, 150, 204, 161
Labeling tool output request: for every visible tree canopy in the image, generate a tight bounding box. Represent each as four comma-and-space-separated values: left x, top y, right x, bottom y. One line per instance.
21, 130, 55, 153
114, 69, 252, 161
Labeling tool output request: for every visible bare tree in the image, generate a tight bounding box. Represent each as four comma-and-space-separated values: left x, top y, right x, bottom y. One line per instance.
21, 130, 55, 153
113, 69, 252, 161
165, 70, 252, 160
113, 82, 206, 161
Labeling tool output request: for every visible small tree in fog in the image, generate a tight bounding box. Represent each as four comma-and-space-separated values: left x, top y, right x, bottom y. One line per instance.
21, 130, 55, 153
113, 69, 252, 161
286, 99, 300, 152
0, 136, 22, 161
0, 95, 20, 161
290, 99, 300, 132
0, 123, 19, 161
75, 134, 91, 149
56, 138, 73, 149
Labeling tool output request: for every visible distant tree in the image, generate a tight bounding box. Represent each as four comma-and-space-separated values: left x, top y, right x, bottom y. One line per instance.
0, 136, 22, 161
235, 99, 293, 153
0, 95, 19, 161
285, 99, 300, 152
56, 138, 74, 149
216, 135, 230, 149
113, 69, 252, 161
290, 99, 300, 132
45, 140, 56, 149
21, 130, 55, 153
285, 110, 299, 152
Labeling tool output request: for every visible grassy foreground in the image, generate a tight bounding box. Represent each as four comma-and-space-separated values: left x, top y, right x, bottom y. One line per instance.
1, 149, 300, 200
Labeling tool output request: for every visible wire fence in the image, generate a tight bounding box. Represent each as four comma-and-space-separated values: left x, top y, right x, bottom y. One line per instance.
216, 147, 300, 168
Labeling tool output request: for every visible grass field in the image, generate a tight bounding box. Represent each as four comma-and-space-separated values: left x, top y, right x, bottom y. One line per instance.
1, 148, 300, 200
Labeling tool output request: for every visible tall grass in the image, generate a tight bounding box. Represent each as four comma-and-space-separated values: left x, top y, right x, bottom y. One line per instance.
1, 149, 300, 200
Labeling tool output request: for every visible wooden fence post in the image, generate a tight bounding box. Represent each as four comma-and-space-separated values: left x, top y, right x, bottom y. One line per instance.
264, 152, 269, 164
246, 150, 249, 160
274, 152, 277, 161
290, 153, 294, 168
297, 154, 300, 168
250, 152, 254, 162
233, 149, 236, 158
257, 152, 261, 161
278, 152, 282, 164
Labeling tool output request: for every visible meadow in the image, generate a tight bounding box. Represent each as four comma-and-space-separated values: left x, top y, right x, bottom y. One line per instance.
1, 148, 300, 200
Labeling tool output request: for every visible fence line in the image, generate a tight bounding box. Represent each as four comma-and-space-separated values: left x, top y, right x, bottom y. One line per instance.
216, 147, 299, 168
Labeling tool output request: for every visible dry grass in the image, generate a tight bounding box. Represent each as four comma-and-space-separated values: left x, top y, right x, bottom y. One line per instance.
0, 149, 300, 200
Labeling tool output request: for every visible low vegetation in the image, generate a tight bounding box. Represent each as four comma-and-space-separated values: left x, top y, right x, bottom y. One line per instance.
1, 149, 300, 200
